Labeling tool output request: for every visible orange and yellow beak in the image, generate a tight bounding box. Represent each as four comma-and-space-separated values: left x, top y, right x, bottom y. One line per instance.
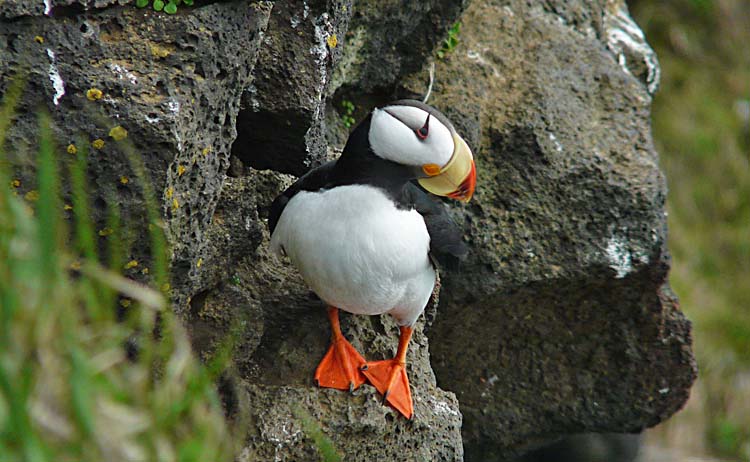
417, 133, 476, 202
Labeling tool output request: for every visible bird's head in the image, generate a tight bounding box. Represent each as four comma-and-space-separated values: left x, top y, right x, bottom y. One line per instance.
368, 100, 476, 202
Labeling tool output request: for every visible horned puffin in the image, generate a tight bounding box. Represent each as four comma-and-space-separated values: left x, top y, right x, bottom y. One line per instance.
269, 100, 476, 419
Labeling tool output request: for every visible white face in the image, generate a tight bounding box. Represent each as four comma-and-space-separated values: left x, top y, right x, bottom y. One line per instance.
368, 105, 455, 168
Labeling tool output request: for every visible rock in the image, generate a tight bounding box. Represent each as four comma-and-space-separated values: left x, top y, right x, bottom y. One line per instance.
235, 289, 464, 461
184, 174, 271, 374
330, 0, 469, 94
392, 0, 695, 459
231, 0, 353, 177
325, 0, 470, 142
518, 433, 642, 462
0, 0, 129, 19
0, 0, 272, 314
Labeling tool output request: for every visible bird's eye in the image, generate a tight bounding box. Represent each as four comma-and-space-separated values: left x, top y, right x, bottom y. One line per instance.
415, 113, 430, 140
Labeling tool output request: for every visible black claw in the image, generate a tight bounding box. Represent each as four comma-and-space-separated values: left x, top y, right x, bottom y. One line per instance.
349, 382, 354, 393
360, 364, 368, 371
382, 390, 390, 404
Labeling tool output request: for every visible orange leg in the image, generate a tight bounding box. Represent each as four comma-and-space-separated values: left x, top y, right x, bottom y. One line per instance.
361, 326, 414, 419
314, 307, 367, 392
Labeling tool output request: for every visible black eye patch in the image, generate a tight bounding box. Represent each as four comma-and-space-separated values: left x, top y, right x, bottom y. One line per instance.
415, 113, 430, 140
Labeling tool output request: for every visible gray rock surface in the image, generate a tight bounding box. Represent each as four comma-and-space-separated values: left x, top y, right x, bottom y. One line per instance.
231, 0, 353, 177
398, 0, 695, 459
0, 0, 271, 314
0, 0, 696, 461
519, 433, 642, 462
330, 0, 469, 94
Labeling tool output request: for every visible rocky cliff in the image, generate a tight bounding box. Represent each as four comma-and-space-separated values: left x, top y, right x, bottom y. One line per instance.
0, 0, 696, 460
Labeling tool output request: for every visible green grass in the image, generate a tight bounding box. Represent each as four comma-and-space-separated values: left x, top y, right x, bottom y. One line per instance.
632, 0, 750, 459
0, 78, 232, 461
293, 407, 342, 462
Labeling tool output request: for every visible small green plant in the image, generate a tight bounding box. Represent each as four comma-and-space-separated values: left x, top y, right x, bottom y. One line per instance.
340, 99, 355, 129
437, 21, 461, 59
135, 0, 193, 15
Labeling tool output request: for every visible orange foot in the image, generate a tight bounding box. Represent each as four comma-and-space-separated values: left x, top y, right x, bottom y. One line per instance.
314, 307, 366, 391
361, 326, 414, 419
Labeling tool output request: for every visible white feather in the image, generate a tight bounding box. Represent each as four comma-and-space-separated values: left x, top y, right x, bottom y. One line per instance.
369, 107, 454, 168
270, 185, 436, 326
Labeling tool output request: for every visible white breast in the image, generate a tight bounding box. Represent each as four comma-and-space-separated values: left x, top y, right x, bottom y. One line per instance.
270, 184, 436, 326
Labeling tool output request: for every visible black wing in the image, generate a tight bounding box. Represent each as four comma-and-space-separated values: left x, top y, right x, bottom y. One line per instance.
400, 182, 469, 268
268, 161, 337, 236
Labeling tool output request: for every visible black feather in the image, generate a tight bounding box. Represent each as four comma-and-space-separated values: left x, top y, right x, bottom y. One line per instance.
399, 182, 468, 268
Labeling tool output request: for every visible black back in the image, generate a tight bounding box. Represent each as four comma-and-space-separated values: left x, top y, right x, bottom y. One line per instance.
268, 112, 468, 266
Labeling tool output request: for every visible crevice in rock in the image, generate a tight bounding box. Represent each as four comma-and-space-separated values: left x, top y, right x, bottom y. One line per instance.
50, 2, 86, 18
189, 288, 210, 319
231, 108, 317, 176
217, 372, 240, 420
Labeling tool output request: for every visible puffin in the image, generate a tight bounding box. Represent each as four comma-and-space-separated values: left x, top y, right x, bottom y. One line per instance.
268, 100, 476, 419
